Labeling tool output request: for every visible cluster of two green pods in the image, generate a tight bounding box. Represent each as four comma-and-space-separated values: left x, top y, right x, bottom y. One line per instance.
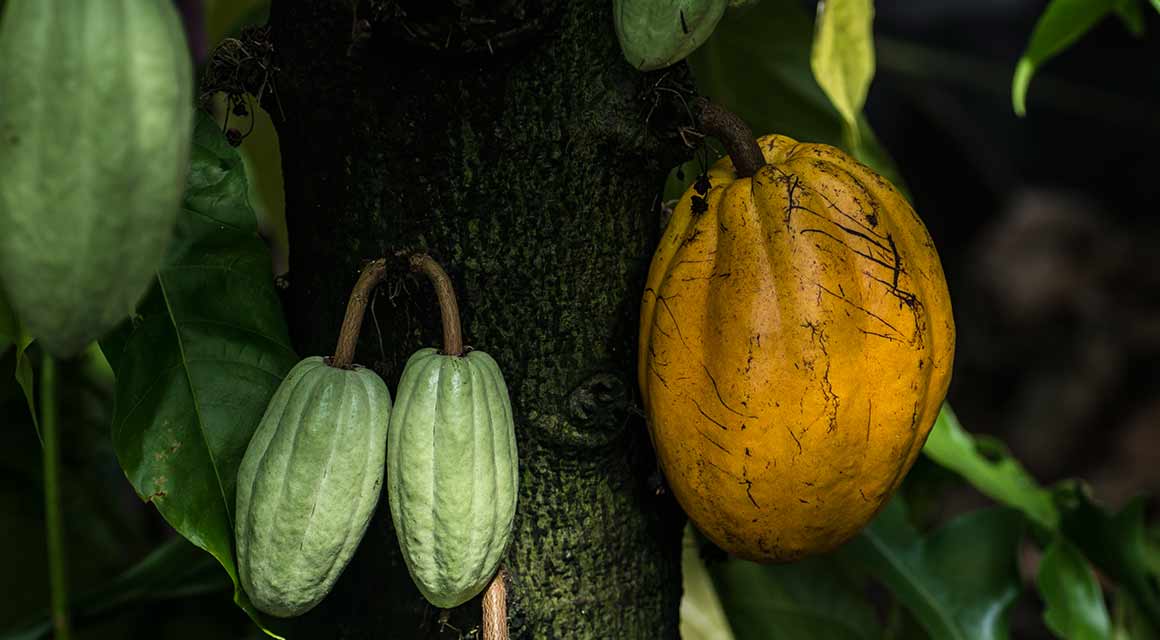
235, 266, 518, 617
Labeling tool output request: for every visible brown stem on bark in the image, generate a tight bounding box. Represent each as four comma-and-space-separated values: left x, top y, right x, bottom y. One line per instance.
330, 258, 387, 369
482, 568, 508, 640
409, 253, 465, 356
694, 98, 765, 178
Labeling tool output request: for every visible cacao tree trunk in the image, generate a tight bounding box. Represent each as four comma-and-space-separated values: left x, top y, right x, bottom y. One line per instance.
268, 1, 688, 636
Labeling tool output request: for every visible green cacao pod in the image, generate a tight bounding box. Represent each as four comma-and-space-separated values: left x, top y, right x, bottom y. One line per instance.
387, 348, 518, 608
614, 0, 729, 71
0, 0, 193, 356
236, 357, 392, 617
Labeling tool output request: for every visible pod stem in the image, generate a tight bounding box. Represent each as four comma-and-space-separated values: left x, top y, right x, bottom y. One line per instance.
42, 356, 72, 640
482, 568, 508, 640
693, 98, 765, 179
331, 258, 388, 369
408, 253, 464, 357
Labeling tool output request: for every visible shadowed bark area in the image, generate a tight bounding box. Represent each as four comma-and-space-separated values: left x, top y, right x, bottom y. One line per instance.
268, 0, 688, 636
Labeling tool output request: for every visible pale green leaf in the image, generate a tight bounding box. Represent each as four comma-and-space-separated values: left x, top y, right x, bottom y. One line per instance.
1013, 0, 1116, 116
922, 405, 1058, 530
1038, 535, 1111, 640
680, 525, 735, 640
811, 0, 876, 150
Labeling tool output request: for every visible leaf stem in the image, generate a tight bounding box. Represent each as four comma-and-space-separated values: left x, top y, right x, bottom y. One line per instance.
482, 568, 508, 640
331, 258, 388, 369
694, 98, 765, 178
41, 356, 72, 640
409, 254, 464, 357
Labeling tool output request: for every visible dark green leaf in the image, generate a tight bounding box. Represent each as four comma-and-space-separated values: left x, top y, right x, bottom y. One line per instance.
1058, 488, 1160, 628
686, 0, 905, 187
0, 287, 15, 354
101, 112, 297, 638
811, 0, 876, 152
1038, 534, 1111, 640
842, 500, 1024, 640
707, 537, 880, 639
1, 538, 228, 640
14, 333, 38, 442
922, 405, 1058, 531
1012, 0, 1116, 116
1114, 0, 1146, 35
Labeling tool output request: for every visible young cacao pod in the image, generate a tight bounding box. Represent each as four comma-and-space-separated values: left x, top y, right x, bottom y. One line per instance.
0, 0, 193, 356
639, 118, 955, 562
388, 256, 518, 609
235, 356, 392, 617
614, 0, 729, 71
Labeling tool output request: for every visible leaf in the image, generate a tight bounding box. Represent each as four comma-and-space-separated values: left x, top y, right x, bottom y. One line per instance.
686, 0, 905, 186
680, 525, 736, 640
922, 405, 1059, 531
841, 500, 1024, 640
706, 536, 880, 639
1114, 0, 1146, 36
101, 111, 297, 638
1, 538, 228, 640
14, 333, 39, 443
1058, 488, 1160, 628
1012, 0, 1116, 116
0, 288, 15, 354
810, 0, 876, 152
1038, 534, 1111, 640
1153, 0, 1160, 15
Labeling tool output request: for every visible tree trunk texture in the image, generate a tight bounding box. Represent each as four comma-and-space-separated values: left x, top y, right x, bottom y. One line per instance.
268, 1, 690, 637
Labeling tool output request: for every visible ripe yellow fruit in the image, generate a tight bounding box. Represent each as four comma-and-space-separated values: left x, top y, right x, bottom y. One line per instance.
639, 135, 955, 561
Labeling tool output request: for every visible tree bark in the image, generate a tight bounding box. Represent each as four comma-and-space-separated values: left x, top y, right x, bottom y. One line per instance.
268, 1, 689, 637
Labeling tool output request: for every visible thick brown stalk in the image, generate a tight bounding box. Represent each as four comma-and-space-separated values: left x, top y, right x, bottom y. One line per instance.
694, 98, 765, 178
482, 569, 508, 640
330, 258, 387, 369
408, 253, 465, 357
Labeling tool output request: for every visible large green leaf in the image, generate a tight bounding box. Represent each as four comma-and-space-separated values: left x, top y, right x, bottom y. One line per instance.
1038, 534, 1111, 640
1012, 0, 1117, 116
1058, 489, 1160, 628
1, 538, 227, 640
101, 111, 297, 637
842, 500, 1024, 640
708, 539, 880, 639
685, 0, 903, 186
922, 405, 1058, 531
810, 0, 876, 152
680, 525, 736, 640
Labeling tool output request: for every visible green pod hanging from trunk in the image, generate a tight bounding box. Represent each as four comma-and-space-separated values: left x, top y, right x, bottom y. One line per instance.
0, 0, 193, 356
614, 0, 729, 71
236, 356, 392, 618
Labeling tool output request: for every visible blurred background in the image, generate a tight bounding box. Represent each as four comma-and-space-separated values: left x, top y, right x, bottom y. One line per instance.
1, 0, 1158, 638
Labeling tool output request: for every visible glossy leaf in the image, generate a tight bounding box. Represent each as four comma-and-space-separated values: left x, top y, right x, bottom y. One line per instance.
923, 405, 1059, 531
1153, 0, 1160, 14
1012, 0, 1116, 116
842, 500, 1024, 640
101, 112, 297, 637
1038, 534, 1111, 640
1058, 489, 1160, 628
811, 0, 876, 151
708, 539, 880, 639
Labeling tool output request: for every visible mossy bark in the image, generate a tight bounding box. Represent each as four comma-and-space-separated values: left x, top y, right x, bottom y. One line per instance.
268, 0, 688, 637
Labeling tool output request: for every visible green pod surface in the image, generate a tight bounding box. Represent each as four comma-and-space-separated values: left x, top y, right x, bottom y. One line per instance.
387, 348, 519, 609
236, 357, 392, 618
0, 0, 193, 356
613, 0, 729, 71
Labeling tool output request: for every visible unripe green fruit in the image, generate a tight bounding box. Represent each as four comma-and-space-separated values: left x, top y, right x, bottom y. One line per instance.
236, 357, 392, 618
388, 348, 519, 609
0, 0, 193, 356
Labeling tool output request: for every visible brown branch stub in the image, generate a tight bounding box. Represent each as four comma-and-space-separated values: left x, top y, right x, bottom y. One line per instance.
409, 253, 465, 357
330, 258, 388, 369
693, 98, 765, 179
482, 567, 508, 640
